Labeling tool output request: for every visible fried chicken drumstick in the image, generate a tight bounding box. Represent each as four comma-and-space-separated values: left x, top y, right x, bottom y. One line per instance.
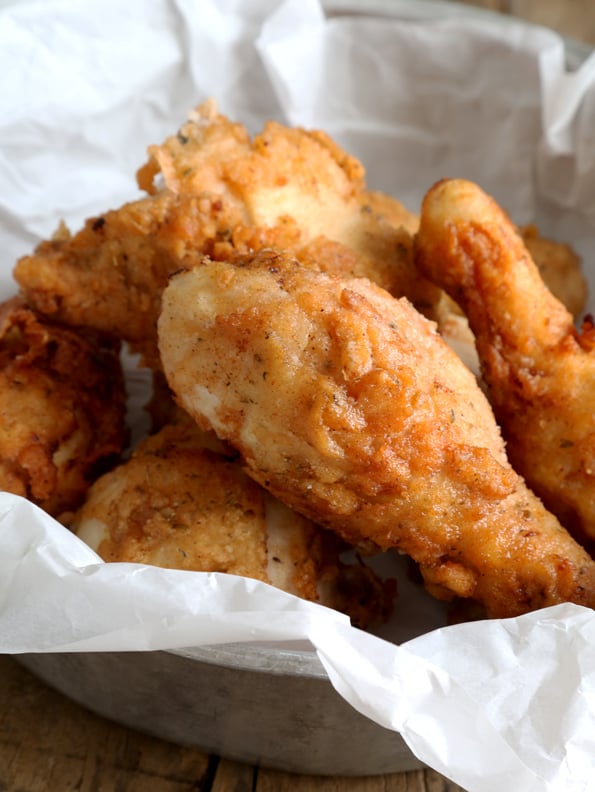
414, 178, 595, 544
157, 249, 595, 618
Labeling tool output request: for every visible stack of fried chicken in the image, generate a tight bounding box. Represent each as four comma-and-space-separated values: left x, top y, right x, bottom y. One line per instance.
2, 98, 594, 626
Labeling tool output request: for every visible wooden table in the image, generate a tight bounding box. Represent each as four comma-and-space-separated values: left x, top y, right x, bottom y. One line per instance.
1, 2, 592, 790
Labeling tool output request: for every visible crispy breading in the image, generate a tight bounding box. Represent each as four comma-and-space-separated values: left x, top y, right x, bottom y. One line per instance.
520, 224, 588, 318
415, 178, 595, 544
426, 218, 588, 378
359, 189, 420, 235
14, 101, 437, 366
72, 419, 394, 629
0, 297, 127, 518
10, 101, 594, 623
141, 100, 432, 302
13, 190, 245, 367
157, 249, 595, 619
73, 421, 269, 578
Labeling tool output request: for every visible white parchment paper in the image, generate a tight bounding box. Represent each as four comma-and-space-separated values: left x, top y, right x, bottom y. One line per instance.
2, 1, 595, 789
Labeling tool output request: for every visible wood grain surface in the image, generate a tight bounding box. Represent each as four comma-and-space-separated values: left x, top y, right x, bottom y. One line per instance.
1, 1, 592, 791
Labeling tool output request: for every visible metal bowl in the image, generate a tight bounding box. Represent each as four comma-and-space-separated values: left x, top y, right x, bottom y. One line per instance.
19, 643, 420, 775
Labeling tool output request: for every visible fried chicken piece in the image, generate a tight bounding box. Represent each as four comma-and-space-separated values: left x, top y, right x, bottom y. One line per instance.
13, 190, 273, 368
428, 217, 588, 380
359, 189, 420, 235
0, 296, 127, 518
72, 419, 393, 629
156, 249, 595, 619
14, 100, 437, 366
143, 99, 434, 302
520, 224, 588, 318
414, 178, 595, 544
434, 226, 587, 323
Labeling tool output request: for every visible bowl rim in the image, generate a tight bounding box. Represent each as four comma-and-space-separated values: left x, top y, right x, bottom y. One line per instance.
321, 0, 592, 70
170, 642, 327, 679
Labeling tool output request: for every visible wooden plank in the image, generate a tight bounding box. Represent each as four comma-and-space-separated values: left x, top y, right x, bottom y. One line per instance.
211, 759, 256, 792
509, 0, 595, 45
446, 0, 595, 47
445, 0, 508, 10
254, 766, 464, 791
255, 768, 420, 791
424, 769, 466, 791
0, 655, 212, 792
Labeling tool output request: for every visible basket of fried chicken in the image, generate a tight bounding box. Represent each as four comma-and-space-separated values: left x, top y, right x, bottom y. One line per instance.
3, 98, 593, 630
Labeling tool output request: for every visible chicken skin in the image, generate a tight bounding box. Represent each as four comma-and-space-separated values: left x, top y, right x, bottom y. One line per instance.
72, 419, 394, 629
414, 178, 595, 544
137, 99, 429, 305
0, 297, 127, 519
157, 249, 595, 618
14, 100, 433, 367
428, 223, 588, 378
520, 224, 587, 318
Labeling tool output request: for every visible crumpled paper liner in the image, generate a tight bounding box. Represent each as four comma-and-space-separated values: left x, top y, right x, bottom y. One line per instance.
1, 1, 595, 790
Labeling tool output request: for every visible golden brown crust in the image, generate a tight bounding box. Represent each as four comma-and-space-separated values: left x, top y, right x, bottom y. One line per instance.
0, 297, 127, 518
9, 103, 594, 625
74, 421, 269, 578
359, 189, 420, 235
414, 178, 595, 544
158, 249, 595, 618
520, 223, 588, 318
14, 101, 438, 368
14, 191, 241, 367
73, 419, 394, 628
